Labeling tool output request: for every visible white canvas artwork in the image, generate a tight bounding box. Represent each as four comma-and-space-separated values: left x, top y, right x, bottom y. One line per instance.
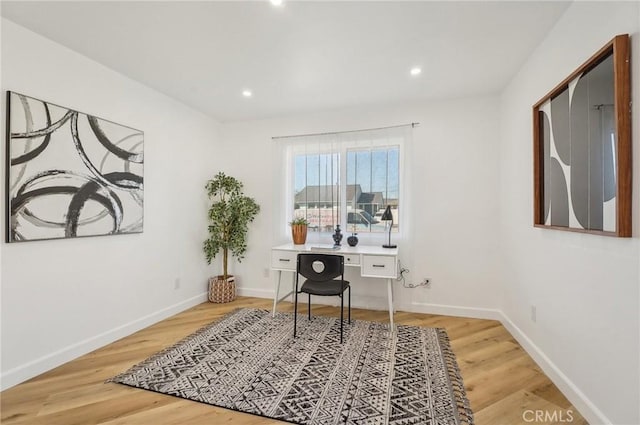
6, 91, 144, 242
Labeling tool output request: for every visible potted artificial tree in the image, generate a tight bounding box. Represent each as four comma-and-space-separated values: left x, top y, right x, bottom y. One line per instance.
203, 172, 260, 303
290, 217, 309, 245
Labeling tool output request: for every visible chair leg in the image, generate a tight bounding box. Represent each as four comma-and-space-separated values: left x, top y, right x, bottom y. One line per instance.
308, 293, 311, 320
294, 284, 298, 339
340, 293, 344, 344
348, 286, 351, 324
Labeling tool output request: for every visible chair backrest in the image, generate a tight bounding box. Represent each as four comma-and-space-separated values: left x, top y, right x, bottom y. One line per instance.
297, 253, 344, 282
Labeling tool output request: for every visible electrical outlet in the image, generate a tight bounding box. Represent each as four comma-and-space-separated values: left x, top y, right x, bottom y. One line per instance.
174, 278, 181, 290
530, 305, 537, 323
263, 268, 270, 278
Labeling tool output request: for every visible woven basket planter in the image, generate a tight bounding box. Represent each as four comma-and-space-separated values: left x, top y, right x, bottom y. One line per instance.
208, 275, 236, 303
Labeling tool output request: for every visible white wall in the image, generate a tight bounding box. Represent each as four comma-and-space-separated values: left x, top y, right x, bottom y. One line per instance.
0, 19, 218, 388
218, 97, 502, 319
498, 2, 640, 424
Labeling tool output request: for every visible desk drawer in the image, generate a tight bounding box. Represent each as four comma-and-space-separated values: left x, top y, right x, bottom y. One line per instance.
361, 255, 396, 278
344, 254, 360, 266
271, 250, 297, 271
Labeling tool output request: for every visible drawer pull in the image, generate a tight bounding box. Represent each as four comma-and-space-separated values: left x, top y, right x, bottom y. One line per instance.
372, 264, 385, 268
279, 258, 291, 262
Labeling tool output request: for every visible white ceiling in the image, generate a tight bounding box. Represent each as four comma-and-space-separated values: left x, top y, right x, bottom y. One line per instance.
1, 1, 570, 122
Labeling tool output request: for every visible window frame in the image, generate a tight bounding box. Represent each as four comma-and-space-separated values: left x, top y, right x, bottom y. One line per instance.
286, 141, 403, 240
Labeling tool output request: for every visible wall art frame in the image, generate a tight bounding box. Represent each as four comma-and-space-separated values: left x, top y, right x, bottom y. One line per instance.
533, 34, 631, 237
5, 91, 144, 243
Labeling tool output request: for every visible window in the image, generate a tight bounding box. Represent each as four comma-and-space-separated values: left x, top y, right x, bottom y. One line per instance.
346, 146, 399, 233
280, 126, 410, 239
293, 152, 340, 232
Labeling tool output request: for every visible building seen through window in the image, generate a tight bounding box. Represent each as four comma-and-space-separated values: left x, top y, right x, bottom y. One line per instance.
293, 146, 399, 234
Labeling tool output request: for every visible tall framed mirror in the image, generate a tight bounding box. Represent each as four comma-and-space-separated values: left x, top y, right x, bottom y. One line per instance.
533, 34, 631, 237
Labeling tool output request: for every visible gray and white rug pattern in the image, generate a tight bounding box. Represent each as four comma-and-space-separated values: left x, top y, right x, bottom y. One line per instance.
110, 308, 474, 425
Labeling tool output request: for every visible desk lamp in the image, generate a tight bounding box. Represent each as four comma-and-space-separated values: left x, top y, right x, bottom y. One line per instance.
381, 206, 396, 248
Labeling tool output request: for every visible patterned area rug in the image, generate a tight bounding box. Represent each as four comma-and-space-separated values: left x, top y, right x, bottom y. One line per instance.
110, 308, 474, 425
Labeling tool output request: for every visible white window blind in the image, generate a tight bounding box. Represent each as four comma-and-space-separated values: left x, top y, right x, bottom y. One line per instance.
273, 125, 413, 245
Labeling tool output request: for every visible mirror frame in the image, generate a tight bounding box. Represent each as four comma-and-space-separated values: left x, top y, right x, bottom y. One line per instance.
533, 34, 631, 237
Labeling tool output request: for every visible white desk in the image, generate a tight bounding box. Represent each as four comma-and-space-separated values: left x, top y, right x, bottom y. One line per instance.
271, 243, 399, 326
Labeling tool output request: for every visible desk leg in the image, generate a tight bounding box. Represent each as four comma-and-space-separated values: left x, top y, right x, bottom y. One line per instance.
272, 270, 282, 317
387, 278, 394, 328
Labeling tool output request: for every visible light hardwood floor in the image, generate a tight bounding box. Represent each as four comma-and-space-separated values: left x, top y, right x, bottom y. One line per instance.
1, 297, 587, 425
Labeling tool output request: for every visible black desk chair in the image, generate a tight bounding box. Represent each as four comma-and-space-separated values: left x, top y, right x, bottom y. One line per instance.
294, 253, 351, 343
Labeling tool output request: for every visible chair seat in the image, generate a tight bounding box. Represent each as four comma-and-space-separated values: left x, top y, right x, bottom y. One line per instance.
300, 279, 349, 296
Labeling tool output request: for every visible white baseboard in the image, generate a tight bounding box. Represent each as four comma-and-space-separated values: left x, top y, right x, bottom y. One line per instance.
236, 287, 275, 298
499, 312, 611, 425
238, 286, 392, 312
0, 293, 207, 391
238, 290, 500, 319
403, 301, 503, 321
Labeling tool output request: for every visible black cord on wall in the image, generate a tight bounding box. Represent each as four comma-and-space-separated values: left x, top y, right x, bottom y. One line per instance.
396, 261, 430, 289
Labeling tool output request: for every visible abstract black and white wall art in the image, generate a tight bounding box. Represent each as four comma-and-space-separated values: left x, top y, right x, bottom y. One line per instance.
5, 92, 144, 242
533, 35, 631, 237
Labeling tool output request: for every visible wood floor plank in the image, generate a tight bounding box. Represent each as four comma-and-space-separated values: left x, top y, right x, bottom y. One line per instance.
0, 297, 586, 424
474, 390, 587, 425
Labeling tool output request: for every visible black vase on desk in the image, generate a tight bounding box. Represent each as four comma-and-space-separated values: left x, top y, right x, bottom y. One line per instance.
347, 233, 359, 247
332, 225, 343, 247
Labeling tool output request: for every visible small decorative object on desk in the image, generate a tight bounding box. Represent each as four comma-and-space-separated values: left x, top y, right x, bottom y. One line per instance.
347, 232, 358, 247
332, 224, 343, 247
380, 205, 397, 248
289, 217, 309, 245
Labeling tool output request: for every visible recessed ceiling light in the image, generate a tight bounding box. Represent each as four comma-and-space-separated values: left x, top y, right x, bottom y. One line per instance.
242, 90, 252, 98
410, 67, 422, 76
270, 0, 284, 6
